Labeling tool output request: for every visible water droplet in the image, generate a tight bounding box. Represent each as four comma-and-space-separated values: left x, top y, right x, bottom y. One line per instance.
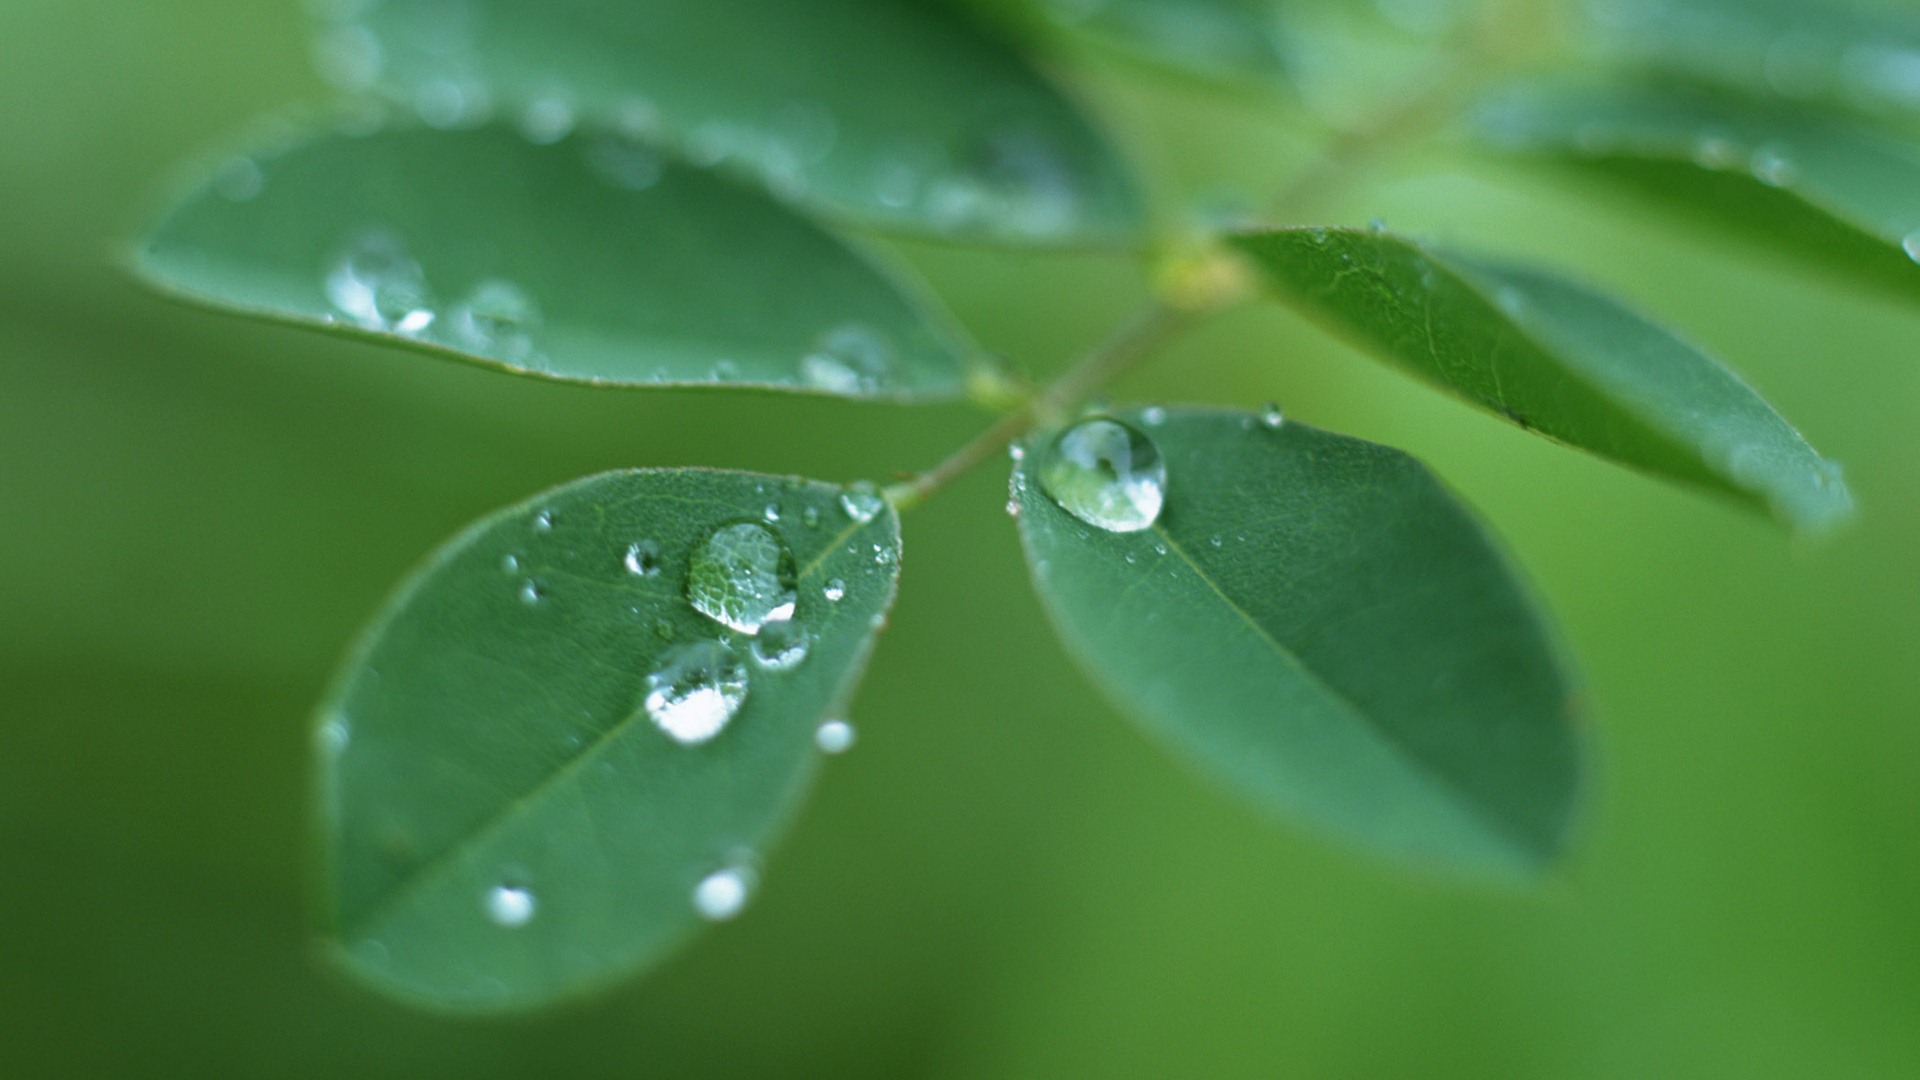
532, 510, 555, 532
1008, 443, 1026, 462
801, 323, 896, 394
643, 641, 749, 745
750, 618, 811, 671
692, 863, 757, 921
325, 231, 435, 334
711, 358, 739, 381
1140, 406, 1166, 427
452, 280, 540, 363
501, 553, 521, 573
1750, 144, 1798, 188
623, 540, 662, 577
518, 96, 576, 145
214, 157, 264, 202
762, 504, 781, 524
1037, 418, 1166, 533
1259, 403, 1285, 430
317, 715, 351, 753
822, 578, 846, 602
1693, 134, 1743, 171
519, 580, 546, 605
802, 506, 821, 528
688, 523, 797, 635
1903, 229, 1920, 265
485, 884, 536, 927
815, 719, 856, 755
839, 481, 885, 524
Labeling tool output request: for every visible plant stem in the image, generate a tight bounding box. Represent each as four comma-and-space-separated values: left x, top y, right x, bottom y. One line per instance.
885, 302, 1189, 511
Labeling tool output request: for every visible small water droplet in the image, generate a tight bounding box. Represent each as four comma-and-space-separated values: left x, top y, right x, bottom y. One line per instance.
623, 540, 662, 577
823, 578, 846, 602
533, 510, 555, 532
750, 618, 811, 671
1037, 418, 1166, 533
501, 553, 520, 573
1903, 229, 1920, 265
325, 231, 435, 334
802, 506, 821, 528
688, 523, 798, 635
801, 323, 896, 394
485, 884, 536, 927
519, 580, 546, 605
1750, 144, 1798, 188
839, 481, 885, 524
692, 863, 757, 921
452, 279, 540, 363
643, 640, 749, 745
1209, 534, 1224, 548
711, 358, 739, 381
762, 504, 781, 524
1008, 443, 1026, 462
317, 715, 351, 753
1259, 403, 1285, 431
815, 719, 856, 755
1139, 406, 1166, 427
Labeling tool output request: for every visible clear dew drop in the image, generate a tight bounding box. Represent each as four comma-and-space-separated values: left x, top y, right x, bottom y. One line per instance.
519, 580, 546, 605
623, 540, 662, 577
1904, 229, 1920, 265
823, 578, 847, 603
1139, 406, 1166, 427
532, 509, 555, 532
643, 640, 749, 745
325, 231, 435, 334
317, 715, 351, 754
692, 864, 758, 922
839, 481, 885, 524
485, 884, 536, 928
801, 323, 895, 394
687, 522, 798, 635
1259, 402, 1286, 430
452, 279, 540, 364
1037, 418, 1167, 533
750, 618, 811, 671
762, 504, 781, 524
501, 553, 520, 573
815, 719, 856, 755
802, 506, 821, 528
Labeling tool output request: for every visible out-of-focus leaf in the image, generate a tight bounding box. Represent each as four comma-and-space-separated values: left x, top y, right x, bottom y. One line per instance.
318, 0, 1145, 246
320, 468, 900, 1012
1231, 226, 1853, 531
1015, 407, 1585, 876
1472, 81, 1920, 305
1580, 0, 1920, 126
134, 125, 973, 397
1029, 0, 1291, 88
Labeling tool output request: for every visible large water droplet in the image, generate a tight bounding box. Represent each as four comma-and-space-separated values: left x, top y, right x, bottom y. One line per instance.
1037, 418, 1167, 533
750, 618, 810, 671
692, 863, 757, 921
643, 640, 749, 745
325, 231, 435, 334
688, 523, 798, 635
485, 884, 536, 927
839, 482, 885, 524
815, 719, 856, 755
452, 279, 540, 363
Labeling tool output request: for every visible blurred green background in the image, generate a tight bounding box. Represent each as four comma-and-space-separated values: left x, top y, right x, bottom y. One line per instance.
3, 1, 1917, 1076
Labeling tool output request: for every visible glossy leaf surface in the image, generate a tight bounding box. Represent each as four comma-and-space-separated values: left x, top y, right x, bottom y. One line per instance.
1472, 81, 1920, 304
1016, 408, 1585, 875
135, 125, 971, 397
1232, 226, 1853, 531
319, 469, 901, 1011
321, 0, 1145, 245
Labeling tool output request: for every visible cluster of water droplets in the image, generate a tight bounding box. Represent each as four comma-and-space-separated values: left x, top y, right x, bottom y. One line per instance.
322, 229, 550, 356
801, 324, 897, 395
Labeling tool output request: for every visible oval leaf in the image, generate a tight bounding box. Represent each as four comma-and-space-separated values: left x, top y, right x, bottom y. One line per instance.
1230, 226, 1853, 531
1579, 0, 1920, 127
135, 124, 971, 397
1015, 408, 1585, 875
319, 0, 1144, 246
1472, 81, 1920, 304
319, 469, 901, 1012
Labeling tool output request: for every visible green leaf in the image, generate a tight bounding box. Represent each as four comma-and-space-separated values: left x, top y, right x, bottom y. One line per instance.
319, 469, 900, 1012
1230, 226, 1853, 531
1578, 0, 1920, 127
1030, 0, 1292, 89
1471, 81, 1920, 304
1014, 408, 1585, 876
321, 0, 1145, 246
133, 124, 971, 398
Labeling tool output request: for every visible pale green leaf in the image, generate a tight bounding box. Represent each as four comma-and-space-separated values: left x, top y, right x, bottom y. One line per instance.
319, 469, 900, 1012
1015, 408, 1585, 876
322, 0, 1145, 246
1231, 226, 1853, 531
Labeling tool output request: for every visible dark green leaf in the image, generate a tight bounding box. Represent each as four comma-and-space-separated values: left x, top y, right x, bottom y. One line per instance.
321, 0, 1144, 246
134, 125, 971, 397
1015, 408, 1585, 876
1471, 81, 1920, 304
1579, 0, 1920, 127
1031, 0, 1291, 88
319, 469, 901, 1012
1230, 226, 1853, 531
